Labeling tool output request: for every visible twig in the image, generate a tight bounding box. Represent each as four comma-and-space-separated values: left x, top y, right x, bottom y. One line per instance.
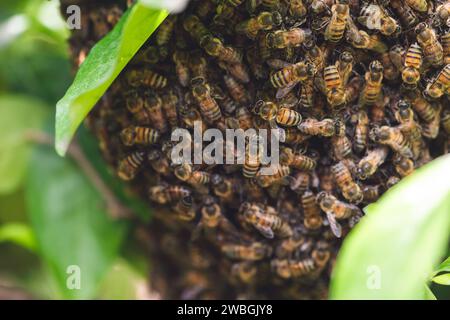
24, 130, 134, 220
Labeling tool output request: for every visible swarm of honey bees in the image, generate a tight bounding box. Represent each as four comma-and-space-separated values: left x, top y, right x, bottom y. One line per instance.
62, 0, 450, 299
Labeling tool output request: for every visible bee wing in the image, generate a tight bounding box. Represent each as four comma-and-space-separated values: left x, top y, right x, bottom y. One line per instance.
276, 82, 299, 99
255, 225, 275, 239
326, 212, 342, 238
266, 59, 292, 69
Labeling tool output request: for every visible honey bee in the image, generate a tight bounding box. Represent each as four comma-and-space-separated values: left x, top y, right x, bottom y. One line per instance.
221, 242, 272, 261
302, 191, 323, 231
148, 185, 192, 205
359, 60, 384, 106
406, 90, 439, 123
370, 126, 413, 158
404, 0, 427, 13
390, 0, 418, 29
356, 147, 389, 180
156, 15, 177, 47
362, 184, 382, 203
400, 43, 422, 90
270, 61, 316, 98
173, 51, 191, 87
358, 3, 401, 37
421, 108, 441, 139
304, 40, 328, 73
436, 2, 450, 27
174, 163, 211, 186
395, 100, 423, 159
276, 107, 303, 127
279, 147, 317, 171
183, 14, 210, 43
160, 91, 179, 128
272, 243, 330, 278
275, 234, 305, 258
231, 262, 257, 284
210, 174, 236, 204
380, 52, 400, 81
346, 20, 388, 53
200, 35, 242, 64
424, 64, 450, 100
120, 126, 160, 146
147, 149, 171, 177
317, 191, 361, 220
336, 51, 354, 86
266, 28, 312, 49
289, 171, 311, 194
117, 151, 145, 181
299, 78, 315, 108
241, 202, 293, 238
256, 165, 291, 189
243, 135, 263, 178
332, 161, 363, 203
323, 65, 346, 107
194, 196, 235, 237
318, 166, 334, 193
236, 107, 254, 130
389, 44, 405, 71
288, 0, 307, 18
324, 0, 349, 43
126, 69, 168, 89
392, 154, 415, 177
191, 77, 222, 123
331, 132, 353, 161
442, 32, 450, 64
415, 23, 444, 68
345, 76, 363, 104
235, 11, 283, 39
190, 55, 208, 79
143, 93, 169, 133
124, 90, 150, 124
173, 195, 196, 222
223, 75, 250, 105
353, 110, 369, 154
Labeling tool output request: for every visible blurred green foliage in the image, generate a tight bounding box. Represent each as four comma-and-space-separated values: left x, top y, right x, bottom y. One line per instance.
0, 0, 147, 299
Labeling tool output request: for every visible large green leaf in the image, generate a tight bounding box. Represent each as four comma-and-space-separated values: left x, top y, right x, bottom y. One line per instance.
433, 257, 450, 276
25, 145, 128, 299
330, 154, 450, 299
0, 95, 49, 194
55, 3, 168, 156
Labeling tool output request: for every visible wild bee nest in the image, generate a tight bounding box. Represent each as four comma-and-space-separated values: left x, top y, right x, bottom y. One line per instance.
64, 0, 450, 299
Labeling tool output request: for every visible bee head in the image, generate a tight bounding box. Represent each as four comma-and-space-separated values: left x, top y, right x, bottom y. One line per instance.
279, 147, 294, 165
120, 127, 136, 146
340, 51, 353, 64
271, 11, 283, 26
414, 22, 427, 35
369, 60, 384, 74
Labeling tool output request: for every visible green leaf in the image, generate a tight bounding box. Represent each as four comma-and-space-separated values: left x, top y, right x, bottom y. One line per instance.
432, 274, 450, 286
433, 257, 450, 277
0, 223, 36, 251
330, 154, 450, 300
0, 95, 49, 194
77, 126, 152, 221
25, 145, 128, 299
55, 3, 168, 156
